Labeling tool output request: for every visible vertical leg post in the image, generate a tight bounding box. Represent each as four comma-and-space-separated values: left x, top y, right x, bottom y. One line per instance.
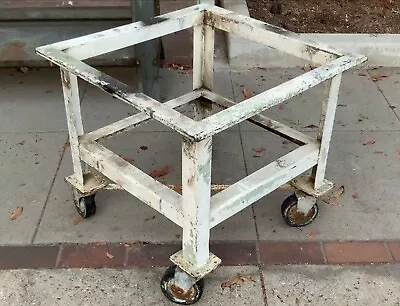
180, 11, 215, 268
60, 69, 85, 186
181, 137, 213, 268
192, 17, 215, 120
313, 73, 342, 190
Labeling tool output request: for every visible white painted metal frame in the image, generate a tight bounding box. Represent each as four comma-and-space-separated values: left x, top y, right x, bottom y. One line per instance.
36, 3, 366, 282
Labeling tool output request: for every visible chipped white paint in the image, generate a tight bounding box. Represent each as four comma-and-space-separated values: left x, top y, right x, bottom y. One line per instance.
82, 90, 203, 142
204, 6, 361, 66
192, 55, 366, 140
181, 137, 212, 267
60, 69, 85, 186
291, 175, 334, 198
37, 48, 199, 140
40, 5, 208, 60
313, 73, 343, 189
209, 143, 319, 228
193, 23, 215, 120
36, 4, 366, 285
200, 90, 315, 145
80, 141, 184, 227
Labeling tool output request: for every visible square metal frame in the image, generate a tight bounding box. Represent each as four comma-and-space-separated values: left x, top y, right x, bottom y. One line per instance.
36, 4, 366, 280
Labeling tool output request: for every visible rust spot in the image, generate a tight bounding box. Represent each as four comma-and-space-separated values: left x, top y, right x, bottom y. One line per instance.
187, 175, 195, 186
304, 45, 319, 58
169, 283, 196, 300
0, 41, 26, 61
60, 69, 71, 89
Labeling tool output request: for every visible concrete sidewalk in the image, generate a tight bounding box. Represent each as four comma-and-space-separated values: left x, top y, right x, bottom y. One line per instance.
0, 265, 399, 305
0, 65, 400, 305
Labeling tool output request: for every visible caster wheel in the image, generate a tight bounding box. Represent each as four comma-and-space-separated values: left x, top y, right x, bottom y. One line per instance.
281, 194, 318, 227
74, 194, 96, 218
160, 266, 204, 305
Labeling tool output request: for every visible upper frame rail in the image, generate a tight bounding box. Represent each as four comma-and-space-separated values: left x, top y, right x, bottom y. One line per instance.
191, 55, 366, 141
204, 6, 364, 65
37, 4, 208, 60
36, 47, 200, 140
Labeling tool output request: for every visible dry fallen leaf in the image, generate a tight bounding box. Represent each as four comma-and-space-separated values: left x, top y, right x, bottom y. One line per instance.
363, 140, 376, 146
221, 274, 255, 289
121, 156, 134, 163
307, 231, 320, 238
62, 142, 70, 150
373, 150, 386, 155
323, 186, 345, 207
170, 63, 192, 71
370, 73, 390, 82
145, 215, 156, 221
10, 206, 23, 220
18, 140, 26, 145
243, 88, 252, 99
333, 185, 345, 198
19, 66, 29, 74
106, 252, 114, 259
74, 216, 84, 225
303, 124, 318, 129
352, 71, 368, 77
253, 147, 265, 157
149, 166, 170, 178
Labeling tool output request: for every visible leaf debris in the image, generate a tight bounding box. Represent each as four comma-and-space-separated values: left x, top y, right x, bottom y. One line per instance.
243, 88, 252, 99
221, 274, 255, 289
363, 140, 376, 146
10, 206, 23, 220
149, 166, 170, 178
253, 147, 265, 157
106, 252, 114, 259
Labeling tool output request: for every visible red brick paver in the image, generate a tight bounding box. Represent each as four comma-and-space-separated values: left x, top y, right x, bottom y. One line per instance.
0, 240, 398, 270
58, 243, 126, 268
387, 241, 400, 262
259, 242, 325, 265
323, 241, 392, 264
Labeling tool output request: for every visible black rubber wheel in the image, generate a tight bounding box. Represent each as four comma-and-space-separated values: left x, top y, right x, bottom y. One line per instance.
281, 194, 318, 227
75, 194, 96, 218
160, 266, 204, 305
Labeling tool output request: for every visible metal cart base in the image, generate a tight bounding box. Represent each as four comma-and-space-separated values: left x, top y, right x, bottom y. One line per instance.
36, 4, 366, 305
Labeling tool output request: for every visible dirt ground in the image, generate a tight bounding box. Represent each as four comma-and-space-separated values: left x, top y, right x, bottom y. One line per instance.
246, 0, 400, 33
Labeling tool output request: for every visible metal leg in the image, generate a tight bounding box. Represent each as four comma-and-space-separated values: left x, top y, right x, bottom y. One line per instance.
312, 73, 342, 190
193, 22, 214, 120
60, 69, 85, 186
167, 21, 220, 288
181, 137, 212, 268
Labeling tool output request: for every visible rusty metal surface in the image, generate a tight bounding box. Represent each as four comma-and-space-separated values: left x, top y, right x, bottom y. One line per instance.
34, 3, 366, 287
